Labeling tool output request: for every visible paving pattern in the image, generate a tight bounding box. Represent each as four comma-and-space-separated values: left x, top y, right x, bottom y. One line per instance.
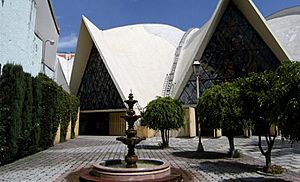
0, 136, 299, 182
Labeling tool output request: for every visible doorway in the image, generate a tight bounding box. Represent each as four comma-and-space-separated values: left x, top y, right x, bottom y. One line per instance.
79, 112, 109, 135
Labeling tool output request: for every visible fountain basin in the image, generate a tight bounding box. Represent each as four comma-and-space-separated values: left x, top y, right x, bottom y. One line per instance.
87, 159, 171, 181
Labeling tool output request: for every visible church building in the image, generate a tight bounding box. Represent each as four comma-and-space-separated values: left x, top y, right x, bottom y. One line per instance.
69, 0, 298, 137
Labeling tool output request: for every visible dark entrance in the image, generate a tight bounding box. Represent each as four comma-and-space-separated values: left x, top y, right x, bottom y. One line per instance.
79, 112, 109, 135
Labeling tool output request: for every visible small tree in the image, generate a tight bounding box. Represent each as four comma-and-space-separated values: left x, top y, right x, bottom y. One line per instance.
237, 71, 282, 171
142, 97, 184, 147
197, 83, 244, 157
278, 62, 300, 142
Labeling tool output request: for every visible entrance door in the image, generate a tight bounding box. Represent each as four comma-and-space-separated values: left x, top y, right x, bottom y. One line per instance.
79, 112, 109, 135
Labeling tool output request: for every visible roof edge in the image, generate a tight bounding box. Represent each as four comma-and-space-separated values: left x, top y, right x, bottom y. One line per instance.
267, 5, 300, 20
47, 0, 60, 34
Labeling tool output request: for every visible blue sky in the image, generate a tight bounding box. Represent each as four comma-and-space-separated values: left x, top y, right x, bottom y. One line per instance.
52, 0, 300, 53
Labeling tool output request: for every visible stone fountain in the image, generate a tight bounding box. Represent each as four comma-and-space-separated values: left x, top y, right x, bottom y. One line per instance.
79, 93, 182, 182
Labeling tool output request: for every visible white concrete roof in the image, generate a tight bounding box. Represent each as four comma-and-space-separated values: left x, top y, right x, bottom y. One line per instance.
267, 6, 300, 20
54, 60, 70, 93
70, 0, 295, 108
70, 16, 184, 108
57, 53, 75, 85
267, 7, 300, 61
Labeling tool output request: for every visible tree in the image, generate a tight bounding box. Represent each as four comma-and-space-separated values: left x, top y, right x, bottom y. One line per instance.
277, 62, 300, 142
141, 97, 184, 147
197, 83, 245, 157
0, 64, 25, 164
237, 71, 282, 171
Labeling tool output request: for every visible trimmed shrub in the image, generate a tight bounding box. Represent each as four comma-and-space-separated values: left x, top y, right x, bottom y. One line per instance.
18, 73, 34, 158
0, 64, 80, 165
70, 95, 79, 139
142, 97, 184, 147
37, 74, 61, 150
0, 64, 25, 164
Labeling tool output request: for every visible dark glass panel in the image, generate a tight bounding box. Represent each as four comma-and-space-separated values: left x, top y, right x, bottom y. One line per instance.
179, 2, 280, 105
78, 46, 125, 110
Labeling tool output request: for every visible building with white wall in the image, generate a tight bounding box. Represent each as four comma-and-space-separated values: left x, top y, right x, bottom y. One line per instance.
54, 53, 75, 93
0, 0, 59, 77
56, 53, 75, 86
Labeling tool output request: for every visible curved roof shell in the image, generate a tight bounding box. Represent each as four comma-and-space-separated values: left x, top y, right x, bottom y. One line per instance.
267, 6, 300, 61
70, 0, 295, 109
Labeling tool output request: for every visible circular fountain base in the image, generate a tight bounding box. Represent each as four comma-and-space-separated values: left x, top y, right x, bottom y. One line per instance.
79, 159, 182, 182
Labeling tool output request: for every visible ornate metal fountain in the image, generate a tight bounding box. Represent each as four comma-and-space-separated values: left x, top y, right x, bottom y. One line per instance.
116, 93, 146, 168
79, 93, 182, 182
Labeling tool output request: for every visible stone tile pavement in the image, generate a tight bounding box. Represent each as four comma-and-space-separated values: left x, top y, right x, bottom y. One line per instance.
0, 136, 299, 182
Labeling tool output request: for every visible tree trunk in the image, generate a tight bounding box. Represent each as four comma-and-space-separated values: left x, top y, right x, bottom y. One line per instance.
265, 151, 272, 171
197, 120, 204, 152
161, 130, 166, 147
258, 133, 276, 172
166, 130, 169, 147
160, 129, 169, 148
227, 131, 235, 158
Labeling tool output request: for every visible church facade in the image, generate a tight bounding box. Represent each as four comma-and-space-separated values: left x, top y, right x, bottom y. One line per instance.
70, 0, 298, 137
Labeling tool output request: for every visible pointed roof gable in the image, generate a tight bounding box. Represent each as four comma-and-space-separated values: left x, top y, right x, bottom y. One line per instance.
69, 16, 101, 98
173, 0, 290, 100
70, 16, 183, 108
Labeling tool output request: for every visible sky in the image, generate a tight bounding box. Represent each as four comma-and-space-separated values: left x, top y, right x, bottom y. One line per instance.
52, 0, 300, 53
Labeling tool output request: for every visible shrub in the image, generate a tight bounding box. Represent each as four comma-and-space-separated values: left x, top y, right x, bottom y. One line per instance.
0, 64, 25, 164
142, 97, 184, 147
0, 64, 80, 165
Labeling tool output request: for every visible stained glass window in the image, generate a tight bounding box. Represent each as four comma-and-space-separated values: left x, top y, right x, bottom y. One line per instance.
78, 46, 126, 110
179, 2, 281, 105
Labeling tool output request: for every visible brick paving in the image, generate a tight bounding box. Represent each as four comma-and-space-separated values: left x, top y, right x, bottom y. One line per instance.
0, 136, 299, 182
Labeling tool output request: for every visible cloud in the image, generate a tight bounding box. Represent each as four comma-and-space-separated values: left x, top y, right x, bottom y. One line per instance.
58, 33, 78, 50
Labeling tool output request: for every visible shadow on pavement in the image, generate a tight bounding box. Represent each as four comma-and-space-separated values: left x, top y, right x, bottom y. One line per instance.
222, 177, 290, 182
191, 161, 260, 174
172, 151, 228, 159
136, 145, 163, 150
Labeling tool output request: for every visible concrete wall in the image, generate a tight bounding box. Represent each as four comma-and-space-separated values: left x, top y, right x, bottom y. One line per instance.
34, 0, 59, 71
0, 0, 42, 76
109, 112, 126, 136
169, 107, 196, 138
54, 60, 70, 93
0, 0, 59, 77
54, 108, 80, 145
143, 107, 197, 138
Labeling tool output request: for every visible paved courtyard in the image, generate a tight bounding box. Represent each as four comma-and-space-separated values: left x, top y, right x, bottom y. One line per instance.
0, 136, 299, 182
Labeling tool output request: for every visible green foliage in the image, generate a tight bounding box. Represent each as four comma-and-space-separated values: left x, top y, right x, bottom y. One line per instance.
236, 70, 283, 169
0, 64, 25, 164
18, 73, 35, 157
197, 82, 244, 157
197, 83, 243, 132
262, 165, 284, 174
70, 96, 80, 139
0, 64, 79, 165
142, 97, 184, 130
31, 76, 42, 154
37, 73, 80, 147
37, 74, 61, 149
233, 149, 242, 158
58, 90, 70, 143
142, 97, 184, 147
277, 62, 300, 142
237, 71, 282, 133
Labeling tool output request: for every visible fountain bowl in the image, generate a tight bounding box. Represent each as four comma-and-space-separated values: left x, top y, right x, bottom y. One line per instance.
79, 159, 172, 181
